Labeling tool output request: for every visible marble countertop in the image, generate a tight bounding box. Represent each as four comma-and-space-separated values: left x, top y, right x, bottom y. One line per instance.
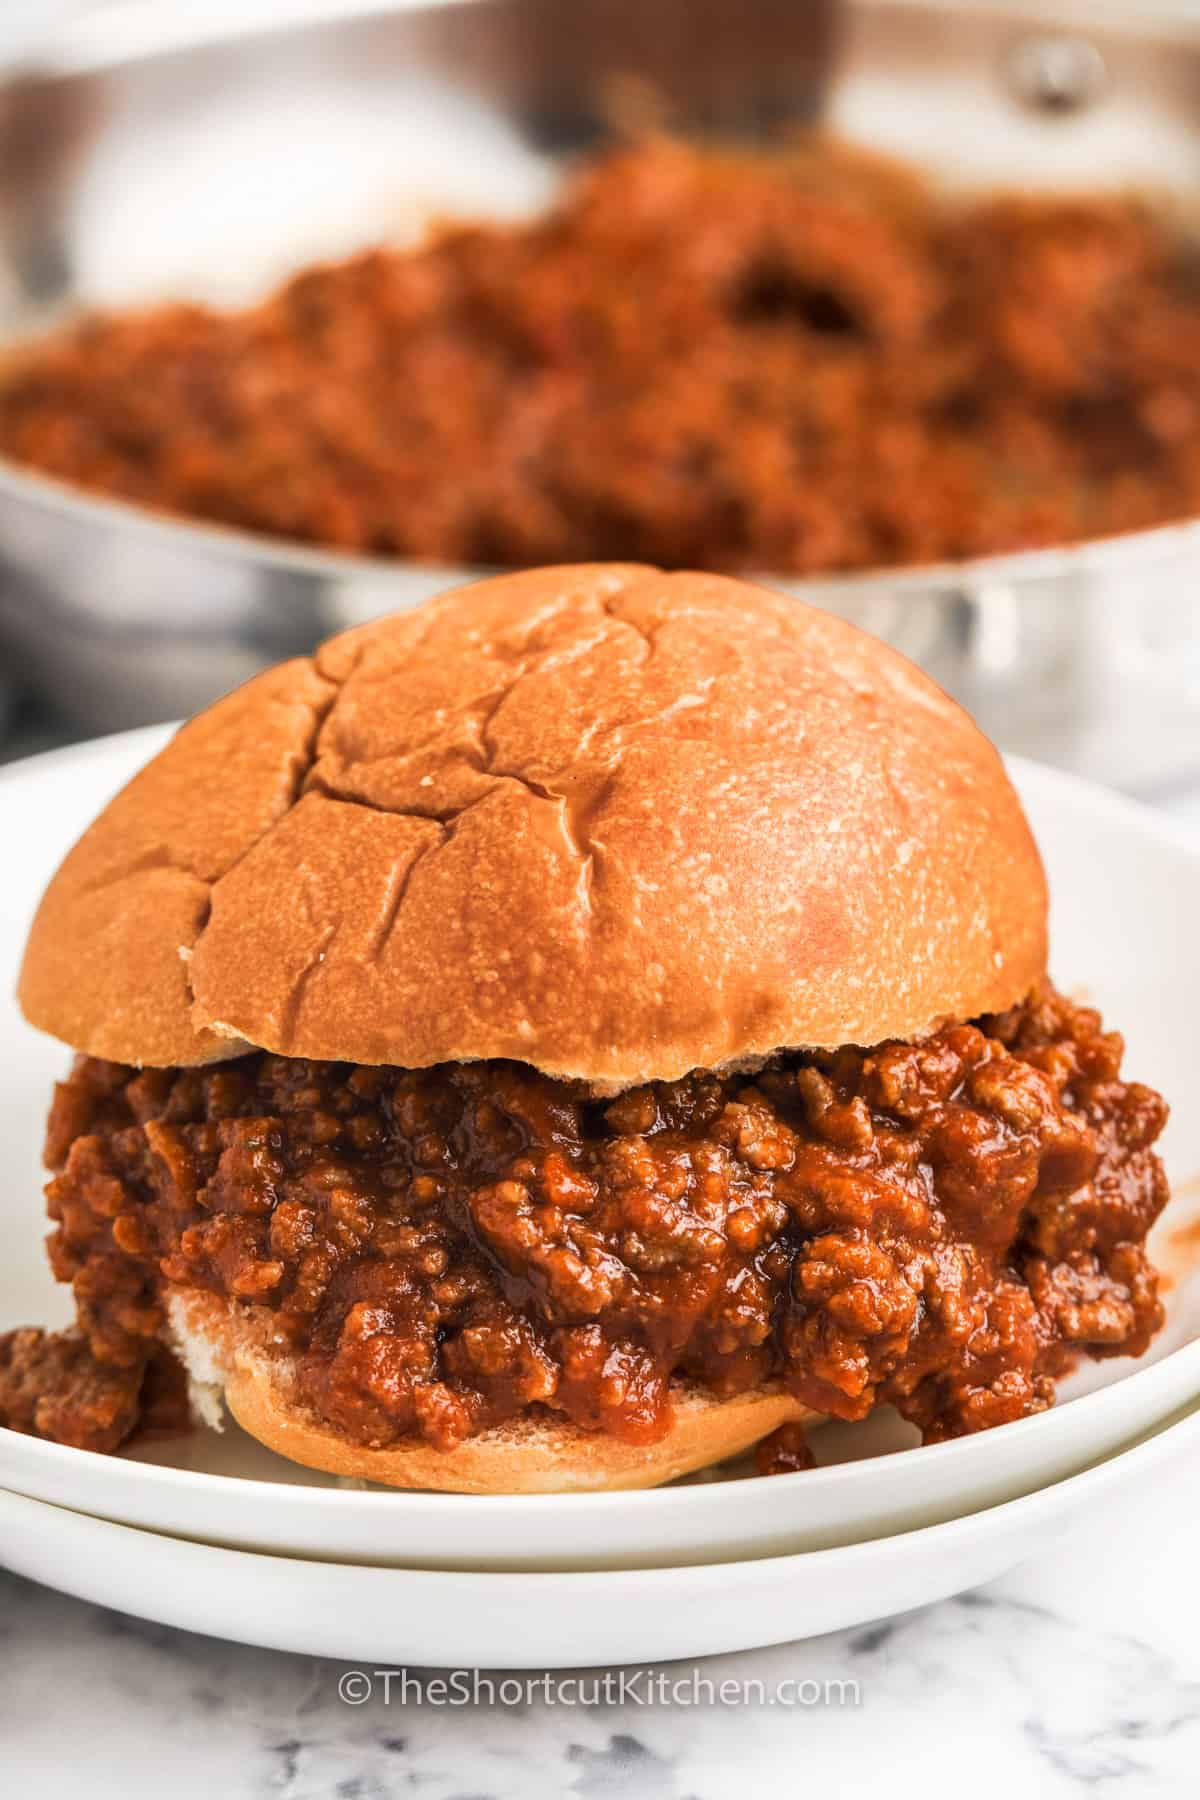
4, 770, 1199, 1800
4, 1440, 1200, 1799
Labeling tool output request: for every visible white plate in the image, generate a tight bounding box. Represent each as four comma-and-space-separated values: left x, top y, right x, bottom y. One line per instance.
2, 731, 1200, 1569
4, 1399, 1199, 1666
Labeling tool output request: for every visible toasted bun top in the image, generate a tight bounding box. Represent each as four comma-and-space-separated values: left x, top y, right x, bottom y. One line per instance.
19, 564, 1047, 1081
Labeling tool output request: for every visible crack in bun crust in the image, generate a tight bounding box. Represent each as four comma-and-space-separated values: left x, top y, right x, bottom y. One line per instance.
18, 563, 1047, 1084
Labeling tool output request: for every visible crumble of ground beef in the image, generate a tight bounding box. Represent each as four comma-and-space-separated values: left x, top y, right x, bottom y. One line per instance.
0, 981, 1168, 1461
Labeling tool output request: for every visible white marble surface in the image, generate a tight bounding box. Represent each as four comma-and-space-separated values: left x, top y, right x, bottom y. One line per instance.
3, 1444, 1200, 1800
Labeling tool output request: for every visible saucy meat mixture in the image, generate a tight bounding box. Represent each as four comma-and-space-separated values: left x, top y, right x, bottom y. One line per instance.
4, 139, 1200, 574
0, 983, 1169, 1466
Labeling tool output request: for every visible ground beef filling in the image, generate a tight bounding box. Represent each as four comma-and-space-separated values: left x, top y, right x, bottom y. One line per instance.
0, 984, 1169, 1460
5, 139, 1200, 575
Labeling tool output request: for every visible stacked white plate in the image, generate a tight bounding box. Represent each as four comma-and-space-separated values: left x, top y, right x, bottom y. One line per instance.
3, 733, 1200, 1666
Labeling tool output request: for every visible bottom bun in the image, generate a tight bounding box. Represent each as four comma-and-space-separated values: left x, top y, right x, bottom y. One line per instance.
168, 1292, 819, 1494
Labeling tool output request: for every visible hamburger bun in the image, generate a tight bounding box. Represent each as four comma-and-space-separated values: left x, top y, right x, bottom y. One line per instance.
19, 563, 1046, 1084
19, 564, 1049, 1492
168, 1293, 815, 1494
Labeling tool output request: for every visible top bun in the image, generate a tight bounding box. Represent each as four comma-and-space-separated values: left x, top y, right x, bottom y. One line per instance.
19, 565, 1047, 1082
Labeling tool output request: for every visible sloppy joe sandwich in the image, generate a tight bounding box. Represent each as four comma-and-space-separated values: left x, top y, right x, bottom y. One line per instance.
1, 565, 1171, 1491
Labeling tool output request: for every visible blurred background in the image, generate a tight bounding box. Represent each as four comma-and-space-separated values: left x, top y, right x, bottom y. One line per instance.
1, 0, 1199, 816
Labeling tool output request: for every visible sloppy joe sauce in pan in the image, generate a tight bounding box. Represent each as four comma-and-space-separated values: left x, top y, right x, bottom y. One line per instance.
4, 140, 1200, 577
